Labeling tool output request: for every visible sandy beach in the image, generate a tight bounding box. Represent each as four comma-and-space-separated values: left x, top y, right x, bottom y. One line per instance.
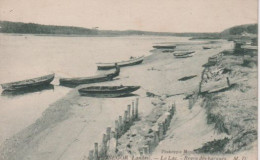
0, 39, 257, 160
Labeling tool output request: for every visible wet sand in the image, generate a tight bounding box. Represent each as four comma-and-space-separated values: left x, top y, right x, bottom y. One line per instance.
0, 40, 235, 160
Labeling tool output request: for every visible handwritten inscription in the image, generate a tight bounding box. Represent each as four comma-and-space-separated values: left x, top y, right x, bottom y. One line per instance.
105, 150, 247, 160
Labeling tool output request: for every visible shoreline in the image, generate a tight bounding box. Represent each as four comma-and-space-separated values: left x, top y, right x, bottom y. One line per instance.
1, 39, 256, 160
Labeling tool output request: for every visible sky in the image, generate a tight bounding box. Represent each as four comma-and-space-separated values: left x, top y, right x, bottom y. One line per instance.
0, 0, 258, 33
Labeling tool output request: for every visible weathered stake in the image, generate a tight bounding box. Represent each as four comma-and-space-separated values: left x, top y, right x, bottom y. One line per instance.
132, 100, 135, 120
154, 131, 159, 146
88, 150, 94, 160
135, 98, 139, 119
127, 105, 131, 122
106, 127, 111, 141
115, 120, 119, 139
158, 123, 164, 140
94, 143, 99, 160
119, 116, 123, 136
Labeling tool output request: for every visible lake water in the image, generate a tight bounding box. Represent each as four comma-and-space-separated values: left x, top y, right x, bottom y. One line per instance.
0, 34, 193, 144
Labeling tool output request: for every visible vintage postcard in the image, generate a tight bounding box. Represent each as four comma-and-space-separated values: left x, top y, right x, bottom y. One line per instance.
0, 0, 258, 160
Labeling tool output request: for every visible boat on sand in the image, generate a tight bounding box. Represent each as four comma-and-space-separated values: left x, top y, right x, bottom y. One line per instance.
2, 84, 54, 96
96, 56, 144, 70
153, 45, 176, 49
60, 66, 120, 87
78, 85, 140, 97
1, 73, 55, 91
203, 46, 212, 49
173, 51, 195, 58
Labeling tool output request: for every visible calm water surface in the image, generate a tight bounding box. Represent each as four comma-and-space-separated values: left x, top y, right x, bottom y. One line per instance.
0, 34, 193, 144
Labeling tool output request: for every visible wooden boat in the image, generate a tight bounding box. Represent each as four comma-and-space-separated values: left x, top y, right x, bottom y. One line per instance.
96, 56, 144, 70
2, 84, 54, 97
162, 49, 175, 53
173, 51, 195, 58
60, 66, 120, 87
153, 45, 176, 49
78, 85, 140, 97
203, 46, 212, 49
1, 73, 55, 91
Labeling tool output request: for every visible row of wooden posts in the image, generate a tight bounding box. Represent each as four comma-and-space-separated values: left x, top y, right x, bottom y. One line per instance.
88, 98, 139, 160
87, 100, 176, 159
140, 103, 176, 155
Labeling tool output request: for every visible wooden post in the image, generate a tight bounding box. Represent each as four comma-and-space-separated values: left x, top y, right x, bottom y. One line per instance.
158, 123, 164, 140
143, 146, 149, 155
135, 98, 139, 119
119, 116, 123, 136
139, 150, 144, 155
94, 143, 99, 160
171, 104, 175, 116
124, 110, 129, 133
127, 105, 131, 122
132, 100, 135, 120
154, 131, 159, 145
101, 134, 107, 157
123, 111, 128, 132
88, 150, 94, 160
164, 118, 168, 131
147, 140, 151, 153
167, 114, 171, 128
162, 121, 166, 135
115, 120, 119, 139
188, 98, 192, 109
106, 127, 111, 141
226, 77, 230, 87
124, 111, 128, 123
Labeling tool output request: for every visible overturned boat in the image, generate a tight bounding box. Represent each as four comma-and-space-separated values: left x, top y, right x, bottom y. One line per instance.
173, 51, 195, 58
1, 73, 55, 91
60, 66, 120, 87
78, 85, 140, 97
153, 45, 176, 49
96, 56, 144, 70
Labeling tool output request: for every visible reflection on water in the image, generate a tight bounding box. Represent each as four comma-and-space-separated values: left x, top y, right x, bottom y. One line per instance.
1, 84, 54, 97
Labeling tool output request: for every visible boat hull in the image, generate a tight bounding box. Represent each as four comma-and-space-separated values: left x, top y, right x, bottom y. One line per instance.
97, 57, 144, 70
78, 86, 140, 97
60, 75, 114, 87
174, 55, 193, 58
59, 69, 120, 87
1, 74, 55, 91
153, 45, 176, 49
2, 84, 54, 96
173, 51, 195, 58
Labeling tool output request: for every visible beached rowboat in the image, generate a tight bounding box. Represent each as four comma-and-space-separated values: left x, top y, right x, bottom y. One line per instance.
59, 67, 120, 87
173, 51, 195, 58
153, 45, 176, 49
203, 46, 211, 49
78, 85, 140, 97
1, 73, 55, 91
96, 56, 144, 70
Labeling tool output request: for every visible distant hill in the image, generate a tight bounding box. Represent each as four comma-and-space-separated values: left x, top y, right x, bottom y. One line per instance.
220, 24, 257, 36
0, 21, 257, 38
0, 21, 177, 36
0, 21, 219, 37
0, 21, 98, 35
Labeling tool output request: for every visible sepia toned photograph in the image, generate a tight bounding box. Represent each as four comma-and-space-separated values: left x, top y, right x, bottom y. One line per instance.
0, 0, 258, 160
